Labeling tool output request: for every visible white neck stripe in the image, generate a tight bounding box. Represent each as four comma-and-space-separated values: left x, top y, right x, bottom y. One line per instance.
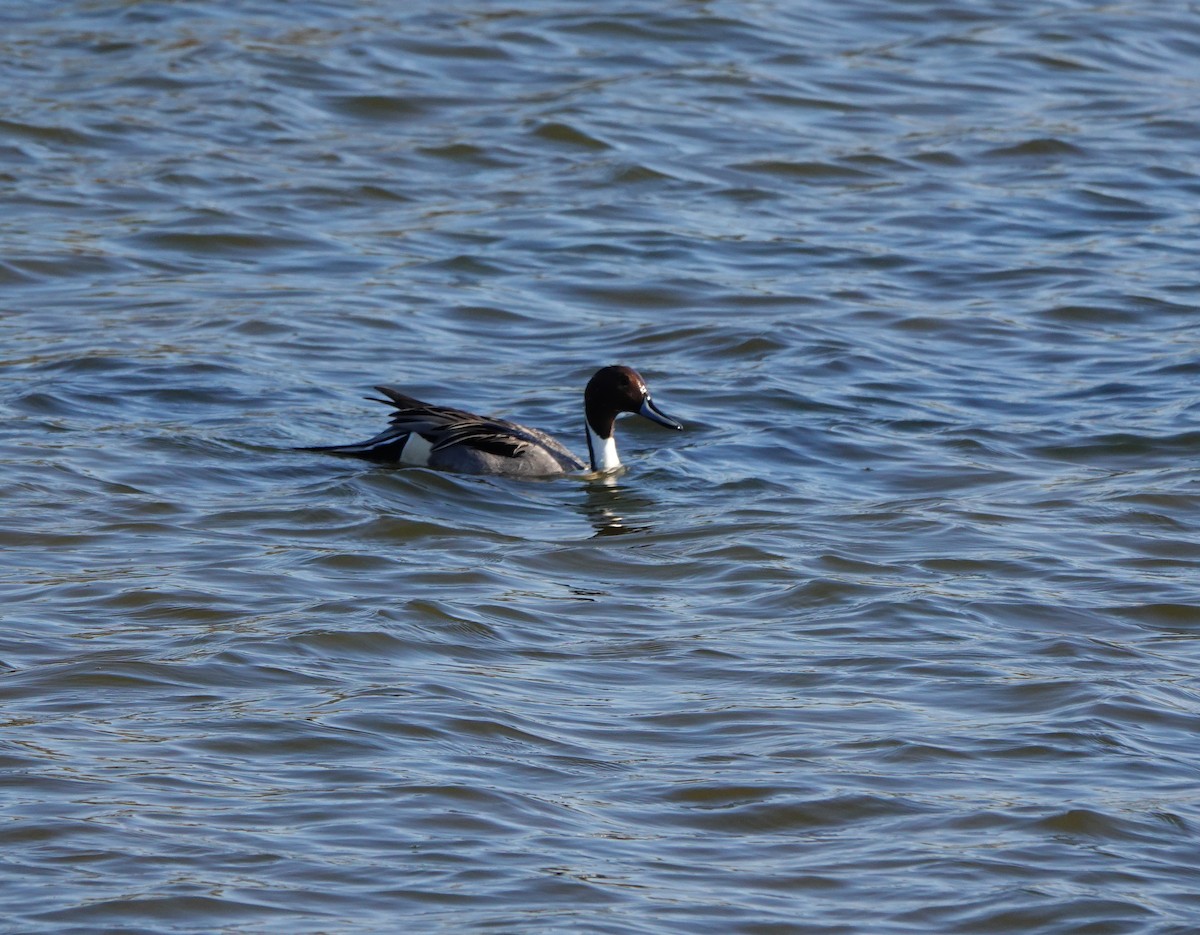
586, 423, 621, 473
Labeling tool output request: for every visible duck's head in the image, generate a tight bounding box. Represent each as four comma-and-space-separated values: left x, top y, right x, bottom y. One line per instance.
584, 365, 682, 440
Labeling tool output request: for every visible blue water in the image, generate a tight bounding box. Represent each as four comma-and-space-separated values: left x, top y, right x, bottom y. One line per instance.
3, 2, 1200, 932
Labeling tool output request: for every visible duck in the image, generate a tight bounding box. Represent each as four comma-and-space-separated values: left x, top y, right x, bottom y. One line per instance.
299, 365, 682, 476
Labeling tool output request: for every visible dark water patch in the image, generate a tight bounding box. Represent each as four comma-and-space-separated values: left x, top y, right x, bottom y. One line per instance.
417, 142, 515, 168
553, 280, 704, 311
1013, 52, 1101, 74
1143, 117, 1200, 141
983, 137, 1088, 160
610, 163, 677, 184
442, 303, 544, 330
936, 894, 1157, 935
660, 789, 931, 834
420, 253, 509, 277
1050, 381, 1148, 402
127, 230, 329, 257
33, 894, 302, 931
322, 93, 427, 121
1031, 807, 1174, 844
1041, 307, 1142, 328
1033, 431, 1200, 465
0, 118, 98, 148
4, 253, 137, 282
0, 259, 46, 285
532, 121, 611, 150
1111, 604, 1200, 630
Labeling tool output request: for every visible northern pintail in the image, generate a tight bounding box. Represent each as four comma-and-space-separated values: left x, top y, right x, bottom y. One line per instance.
300, 365, 682, 476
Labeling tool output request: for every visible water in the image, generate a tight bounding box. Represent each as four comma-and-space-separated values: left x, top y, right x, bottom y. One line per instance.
3, 1, 1200, 931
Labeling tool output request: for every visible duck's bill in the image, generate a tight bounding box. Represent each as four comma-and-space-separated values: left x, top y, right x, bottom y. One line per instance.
638, 397, 683, 430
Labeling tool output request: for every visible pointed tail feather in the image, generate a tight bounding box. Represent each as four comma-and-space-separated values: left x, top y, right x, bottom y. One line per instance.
294, 433, 411, 460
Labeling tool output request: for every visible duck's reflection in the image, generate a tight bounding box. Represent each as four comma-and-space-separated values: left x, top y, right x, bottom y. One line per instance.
579, 473, 656, 537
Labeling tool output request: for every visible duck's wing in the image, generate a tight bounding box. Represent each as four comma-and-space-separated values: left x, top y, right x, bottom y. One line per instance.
376, 386, 541, 459
299, 385, 534, 461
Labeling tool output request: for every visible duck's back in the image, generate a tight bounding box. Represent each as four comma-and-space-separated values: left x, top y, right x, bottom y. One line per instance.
308, 385, 585, 476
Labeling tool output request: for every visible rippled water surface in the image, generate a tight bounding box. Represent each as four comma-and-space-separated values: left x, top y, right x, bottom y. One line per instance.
4, 1, 1200, 932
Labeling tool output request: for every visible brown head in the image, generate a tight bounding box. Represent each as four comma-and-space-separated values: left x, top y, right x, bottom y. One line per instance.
583, 365, 682, 440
